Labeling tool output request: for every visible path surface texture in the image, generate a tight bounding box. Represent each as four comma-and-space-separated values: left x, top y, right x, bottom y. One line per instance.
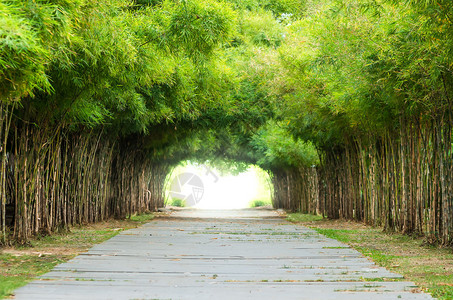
13, 209, 434, 299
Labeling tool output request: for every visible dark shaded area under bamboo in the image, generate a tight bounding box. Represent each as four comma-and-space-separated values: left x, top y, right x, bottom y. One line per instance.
0, 106, 170, 244
271, 116, 453, 246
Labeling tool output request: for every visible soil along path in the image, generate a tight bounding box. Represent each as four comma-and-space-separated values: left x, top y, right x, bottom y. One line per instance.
12, 209, 433, 299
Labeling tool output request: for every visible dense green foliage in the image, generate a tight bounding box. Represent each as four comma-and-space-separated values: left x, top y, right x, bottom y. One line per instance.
2, 0, 453, 247
272, 0, 453, 245
0, 0, 308, 244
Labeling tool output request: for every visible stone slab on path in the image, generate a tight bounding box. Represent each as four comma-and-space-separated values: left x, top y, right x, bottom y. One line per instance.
12, 209, 434, 299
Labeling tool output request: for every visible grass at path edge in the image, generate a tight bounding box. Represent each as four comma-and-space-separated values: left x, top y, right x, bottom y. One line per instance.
0, 213, 155, 299
287, 213, 453, 299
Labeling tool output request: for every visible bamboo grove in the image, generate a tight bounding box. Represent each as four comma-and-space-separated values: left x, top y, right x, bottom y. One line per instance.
268, 0, 453, 246
2, 0, 453, 247
0, 0, 278, 244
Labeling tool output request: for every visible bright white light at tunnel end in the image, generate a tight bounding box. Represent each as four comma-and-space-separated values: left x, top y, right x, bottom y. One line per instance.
166, 163, 271, 210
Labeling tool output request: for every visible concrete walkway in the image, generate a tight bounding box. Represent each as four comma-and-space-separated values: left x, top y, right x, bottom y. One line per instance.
13, 209, 434, 299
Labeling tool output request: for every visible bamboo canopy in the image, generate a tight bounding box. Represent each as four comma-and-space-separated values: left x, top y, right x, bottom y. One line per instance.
1, 0, 453, 246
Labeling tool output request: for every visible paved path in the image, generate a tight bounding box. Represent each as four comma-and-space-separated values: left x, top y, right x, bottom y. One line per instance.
13, 209, 433, 299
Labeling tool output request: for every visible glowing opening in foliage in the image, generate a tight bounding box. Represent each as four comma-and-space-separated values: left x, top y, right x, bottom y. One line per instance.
165, 162, 272, 209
